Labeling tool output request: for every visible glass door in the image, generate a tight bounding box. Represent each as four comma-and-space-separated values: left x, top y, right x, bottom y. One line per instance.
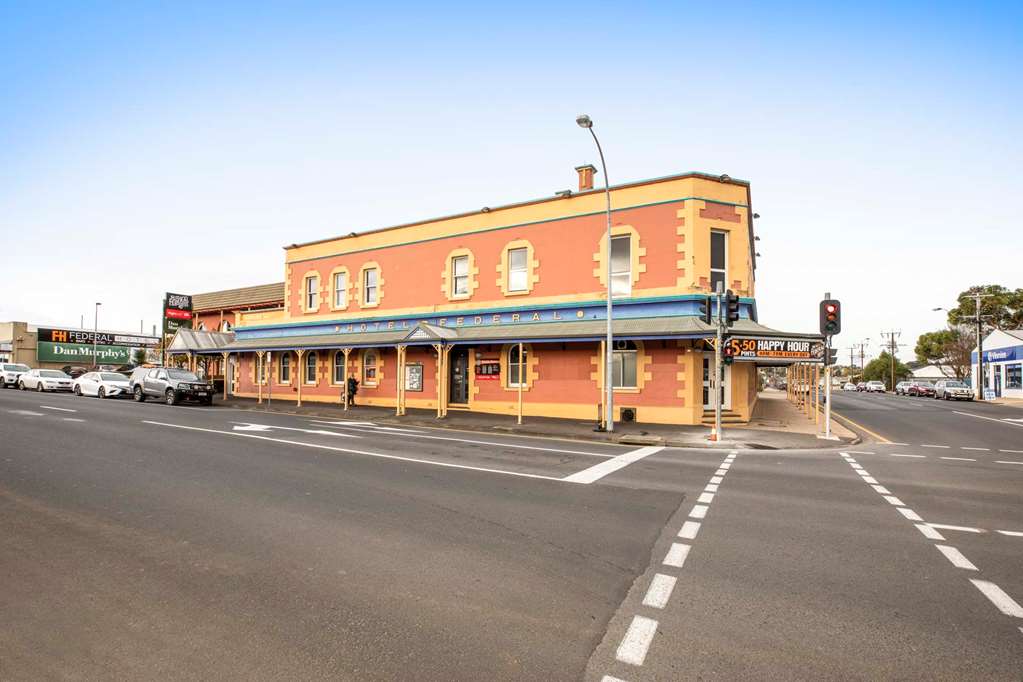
449, 347, 470, 404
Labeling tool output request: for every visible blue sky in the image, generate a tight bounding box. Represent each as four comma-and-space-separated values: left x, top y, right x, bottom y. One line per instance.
1, 1, 1020, 361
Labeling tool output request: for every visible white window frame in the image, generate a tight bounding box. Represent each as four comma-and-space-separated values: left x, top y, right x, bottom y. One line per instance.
507, 247, 528, 293
305, 274, 319, 311
279, 353, 291, 384
363, 268, 378, 305
710, 230, 728, 293
612, 342, 638, 389
363, 351, 378, 386
507, 345, 527, 388
609, 234, 632, 298
305, 352, 317, 385
333, 351, 345, 384
333, 271, 347, 308
451, 255, 469, 297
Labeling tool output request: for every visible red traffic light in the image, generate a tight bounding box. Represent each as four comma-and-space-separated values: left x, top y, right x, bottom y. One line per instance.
825, 303, 838, 314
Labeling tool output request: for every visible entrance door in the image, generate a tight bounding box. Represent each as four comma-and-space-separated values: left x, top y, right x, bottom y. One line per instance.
702, 357, 731, 410
449, 347, 470, 404
994, 365, 1003, 398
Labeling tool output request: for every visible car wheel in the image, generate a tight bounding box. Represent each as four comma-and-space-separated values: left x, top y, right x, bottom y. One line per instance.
18, 382, 25, 390
36, 383, 44, 392
203, 396, 213, 406
165, 389, 177, 406
133, 386, 146, 402
74, 385, 82, 396
98, 387, 106, 399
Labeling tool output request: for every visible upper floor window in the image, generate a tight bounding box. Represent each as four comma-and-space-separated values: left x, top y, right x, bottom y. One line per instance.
451, 255, 469, 296
508, 247, 528, 292
305, 351, 317, 385
710, 230, 728, 293
610, 235, 631, 297
305, 274, 319, 311
333, 271, 347, 308
611, 341, 638, 389
363, 268, 378, 305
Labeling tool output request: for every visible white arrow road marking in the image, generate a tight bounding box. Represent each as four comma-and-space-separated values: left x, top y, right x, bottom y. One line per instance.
231, 422, 360, 438
40, 405, 76, 413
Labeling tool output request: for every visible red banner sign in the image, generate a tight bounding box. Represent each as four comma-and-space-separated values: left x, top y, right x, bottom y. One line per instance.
165, 308, 193, 321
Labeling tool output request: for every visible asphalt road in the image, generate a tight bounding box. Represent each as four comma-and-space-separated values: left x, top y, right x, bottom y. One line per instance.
1, 387, 1021, 680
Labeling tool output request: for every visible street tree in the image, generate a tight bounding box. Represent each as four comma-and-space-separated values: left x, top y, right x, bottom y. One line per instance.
133, 348, 148, 366
914, 325, 975, 380
863, 351, 910, 389
946, 285, 1023, 329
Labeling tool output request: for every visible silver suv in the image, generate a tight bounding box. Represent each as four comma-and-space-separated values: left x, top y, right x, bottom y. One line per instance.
934, 379, 973, 401
129, 367, 213, 405
1, 363, 31, 388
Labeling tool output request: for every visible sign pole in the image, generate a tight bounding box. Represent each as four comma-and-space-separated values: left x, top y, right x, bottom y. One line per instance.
713, 281, 724, 442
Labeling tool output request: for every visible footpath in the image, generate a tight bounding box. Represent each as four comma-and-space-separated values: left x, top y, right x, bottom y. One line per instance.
218, 388, 857, 450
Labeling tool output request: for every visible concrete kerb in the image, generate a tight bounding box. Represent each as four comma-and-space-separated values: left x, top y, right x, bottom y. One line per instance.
218, 398, 859, 450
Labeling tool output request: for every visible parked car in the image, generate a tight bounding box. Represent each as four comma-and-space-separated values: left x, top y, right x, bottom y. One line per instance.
865, 380, 886, 393
18, 369, 73, 392
129, 367, 213, 405
1, 363, 31, 388
855, 382, 867, 392
894, 381, 912, 395
907, 381, 936, 397
842, 382, 857, 391
73, 371, 131, 399
934, 379, 974, 401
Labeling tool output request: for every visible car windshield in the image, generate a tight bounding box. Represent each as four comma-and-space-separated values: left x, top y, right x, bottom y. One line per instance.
4, 364, 30, 372
40, 370, 68, 378
946, 381, 966, 387
100, 373, 127, 381
167, 369, 199, 381
917, 382, 935, 388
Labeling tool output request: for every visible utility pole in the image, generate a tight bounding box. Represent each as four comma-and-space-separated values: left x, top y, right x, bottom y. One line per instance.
880, 331, 902, 390
711, 281, 725, 442
966, 292, 993, 400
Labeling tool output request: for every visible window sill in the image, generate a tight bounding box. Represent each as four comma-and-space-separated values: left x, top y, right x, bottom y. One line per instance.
504, 289, 530, 297
612, 387, 640, 394
359, 302, 381, 309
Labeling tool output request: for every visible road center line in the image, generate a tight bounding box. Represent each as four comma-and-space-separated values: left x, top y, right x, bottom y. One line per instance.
1000, 449, 1023, 454
891, 453, 926, 458
616, 615, 658, 666
40, 405, 77, 413
921, 444, 950, 449
940, 456, 976, 462
995, 460, 1023, 465
142, 421, 570, 483
562, 446, 664, 484
961, 447, 988, 451
997, 530, 1023, 537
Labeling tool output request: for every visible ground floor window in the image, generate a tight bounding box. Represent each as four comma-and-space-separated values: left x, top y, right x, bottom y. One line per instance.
333, 351, 345, 383
258, 356, 266, 384
507, 345, 527, 388
1007, 363, 1022, 390
611, 341, 638, 388
363, 350, 378, 386
279, 353, 290, 383
305, 352, 317, 384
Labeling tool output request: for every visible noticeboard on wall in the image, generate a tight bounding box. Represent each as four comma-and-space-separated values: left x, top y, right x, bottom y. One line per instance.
405, 363, 423, 392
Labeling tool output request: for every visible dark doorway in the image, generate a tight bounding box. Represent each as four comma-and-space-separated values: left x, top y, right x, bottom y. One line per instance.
449, 347, 469, 404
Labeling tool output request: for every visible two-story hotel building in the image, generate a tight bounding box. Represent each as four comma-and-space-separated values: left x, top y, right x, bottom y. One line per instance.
197, 168, 819, 426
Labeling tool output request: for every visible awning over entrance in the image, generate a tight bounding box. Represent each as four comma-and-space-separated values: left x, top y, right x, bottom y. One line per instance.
167, 328, 236, 353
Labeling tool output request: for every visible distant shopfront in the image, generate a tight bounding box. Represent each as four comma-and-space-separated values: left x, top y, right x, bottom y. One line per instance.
972, 329, 1023, 399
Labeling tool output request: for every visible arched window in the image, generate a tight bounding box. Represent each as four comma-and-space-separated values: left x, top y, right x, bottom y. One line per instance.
507, 345, 527, 388
363, 350, 378, 386
333, 351, 345, 384
611, 341, 638, 388
221, 320, 232, 332
305, 351, 318, 385
279, 353, 291, 383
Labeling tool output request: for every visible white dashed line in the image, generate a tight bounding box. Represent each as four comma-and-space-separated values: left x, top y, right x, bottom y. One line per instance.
850, 463, 864, 470
935, 545, 978, 571
997, 530, 1023, 537
862, 476, 879, 484
916, 524, 946, 541
689, 504, 708, 519
941, 457, 976, 462
884, 442, 909, 446
891, 453, 926, 458
714, 469, 727, 476
719, 463, 731, 470
897, 508, 924, 522
663, 543, 691, 568
871, 484, 893, 495
642, 574, 678, 609
920, 444, 950, 449
953, 411, 1023, 429
602, 676, 628, 682
678, 521, 701, 540
1000, 449, 1023, 454
697, 492, 715, 504
704, 484, 719, 493
928, 524, 986, 534
882, 495, 905, 506
995, 461, 1023, 466
709, 476, 723, 484
40, 405, 77, 412
616, 615, 658, 666
62, 417, 85, 422
961, 447, 989, 451
847, 451, 875, 455
969, 580, 1023, 618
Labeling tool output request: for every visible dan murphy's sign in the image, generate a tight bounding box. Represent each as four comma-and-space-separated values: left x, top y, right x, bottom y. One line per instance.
37, 341, 132, 364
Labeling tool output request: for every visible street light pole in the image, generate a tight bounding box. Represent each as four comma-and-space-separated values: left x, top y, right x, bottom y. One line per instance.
93, 302, 102, 368
576, 114, 615, 433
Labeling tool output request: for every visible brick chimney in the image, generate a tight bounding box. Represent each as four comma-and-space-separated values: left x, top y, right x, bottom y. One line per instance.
575, 164, 597, 191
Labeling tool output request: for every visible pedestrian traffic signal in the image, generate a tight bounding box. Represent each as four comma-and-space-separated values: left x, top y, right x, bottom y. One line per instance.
826, 347, 839, 365
725, 290, 741, 327
723, 343, 736, 365
698, 296, 712, 325
819, 299, 841, 336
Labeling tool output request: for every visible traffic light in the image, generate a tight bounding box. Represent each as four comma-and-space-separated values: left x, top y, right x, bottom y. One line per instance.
826, 347, 839, 365
820, 299, 841, 336
725, 290, 740, 327
723, 343, 736, 365
698, 296, 712, 325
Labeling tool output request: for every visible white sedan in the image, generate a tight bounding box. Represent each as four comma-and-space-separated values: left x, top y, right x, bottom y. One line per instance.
842, 382, 857, 391
73, 371, 131, 398
19, 369, 73, 392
